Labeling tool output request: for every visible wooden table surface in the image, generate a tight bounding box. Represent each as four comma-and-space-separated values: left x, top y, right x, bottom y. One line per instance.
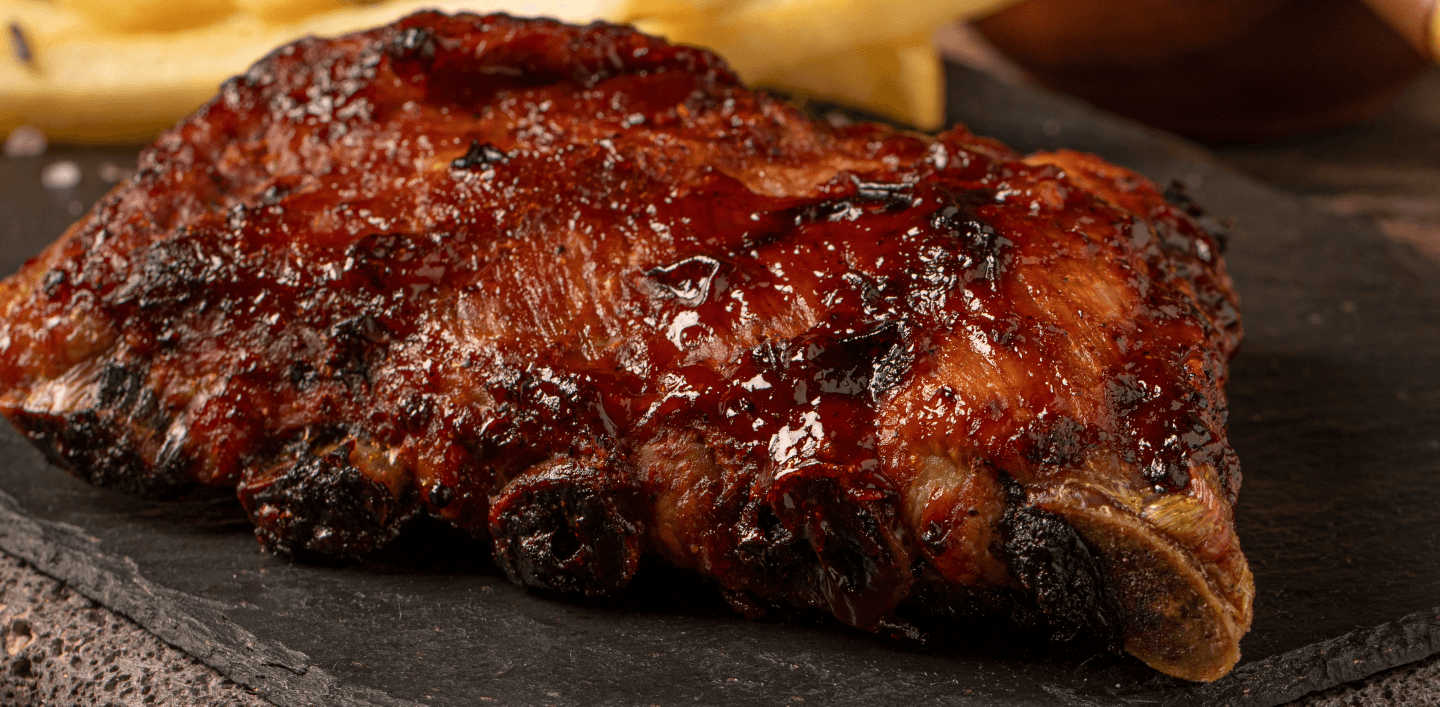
1, 63, 1439, 707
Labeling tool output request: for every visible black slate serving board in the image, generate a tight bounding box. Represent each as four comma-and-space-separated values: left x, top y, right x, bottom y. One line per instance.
1, 63, 1439, 707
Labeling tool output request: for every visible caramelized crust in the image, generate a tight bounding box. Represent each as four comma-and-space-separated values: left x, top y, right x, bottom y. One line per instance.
0, 13, 1251, 681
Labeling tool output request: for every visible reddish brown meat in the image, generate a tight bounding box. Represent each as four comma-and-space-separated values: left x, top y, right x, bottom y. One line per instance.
0, 13, 1252, 681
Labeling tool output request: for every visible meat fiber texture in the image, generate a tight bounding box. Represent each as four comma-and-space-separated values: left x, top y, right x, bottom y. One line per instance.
0, 12, 1252, 682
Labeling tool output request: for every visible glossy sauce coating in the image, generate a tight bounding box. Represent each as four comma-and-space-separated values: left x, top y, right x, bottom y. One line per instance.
0, 13, 1250, 681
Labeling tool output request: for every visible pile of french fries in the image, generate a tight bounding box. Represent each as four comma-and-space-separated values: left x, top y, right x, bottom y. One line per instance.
1, 0, 1016, 143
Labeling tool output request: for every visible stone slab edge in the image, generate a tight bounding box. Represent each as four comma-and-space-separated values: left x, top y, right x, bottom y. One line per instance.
0, 478, 1437, 707
1181, 607, 1440, 706
0, 489, 420, 707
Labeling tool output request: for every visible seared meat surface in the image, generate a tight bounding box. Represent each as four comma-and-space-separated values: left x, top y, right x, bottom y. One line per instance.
0, 12, 1251, 681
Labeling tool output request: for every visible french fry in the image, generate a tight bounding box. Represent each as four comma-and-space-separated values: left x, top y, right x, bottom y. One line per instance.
1, 0, 1017, 142
57, 0, 238, 35
618, 0, 738, 20
747, 37, 945, 130
0, 0, 627, 142
232, 0, 351, 26
642, 0, 1015, 76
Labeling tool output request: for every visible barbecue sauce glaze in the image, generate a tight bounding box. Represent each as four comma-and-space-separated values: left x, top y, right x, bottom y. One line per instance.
0, 13, 1251, 681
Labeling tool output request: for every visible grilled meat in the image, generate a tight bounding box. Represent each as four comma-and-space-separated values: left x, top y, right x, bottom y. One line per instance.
0, 12, 1252, 681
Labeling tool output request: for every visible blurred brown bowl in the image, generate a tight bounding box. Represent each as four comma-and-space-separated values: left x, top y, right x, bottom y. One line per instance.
972, 0, 1430, 143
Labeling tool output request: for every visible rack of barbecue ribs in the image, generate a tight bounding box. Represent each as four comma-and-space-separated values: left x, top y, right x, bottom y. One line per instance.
0, 12, 1252, 682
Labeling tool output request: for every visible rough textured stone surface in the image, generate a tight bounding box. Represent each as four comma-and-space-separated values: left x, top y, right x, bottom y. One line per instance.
1295, 654, 1440, 706
0, 553, 270, 707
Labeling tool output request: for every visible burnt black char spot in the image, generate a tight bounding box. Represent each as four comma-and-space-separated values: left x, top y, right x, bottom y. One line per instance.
1106, 373, 1152, 414
734, 498, 803, 572
932, 210, 1009, 282
1024, 416, 1089, 467
111, 237, 234, 311
243, 440, 415, 558
97, 363, 146, 410
488, 458, 643, 596
387, 26, 437, 63
1163, 180, 1230, 253
327, 314, 388, 385
343, 233, 420, 288
732, 464, 910, 630
286, 361, 318, 390
7, 362, 189, 497
451, 140, 510, 170
997, 493, 1124, 651
41, 270, 67, 298
8, 408, 191, 498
